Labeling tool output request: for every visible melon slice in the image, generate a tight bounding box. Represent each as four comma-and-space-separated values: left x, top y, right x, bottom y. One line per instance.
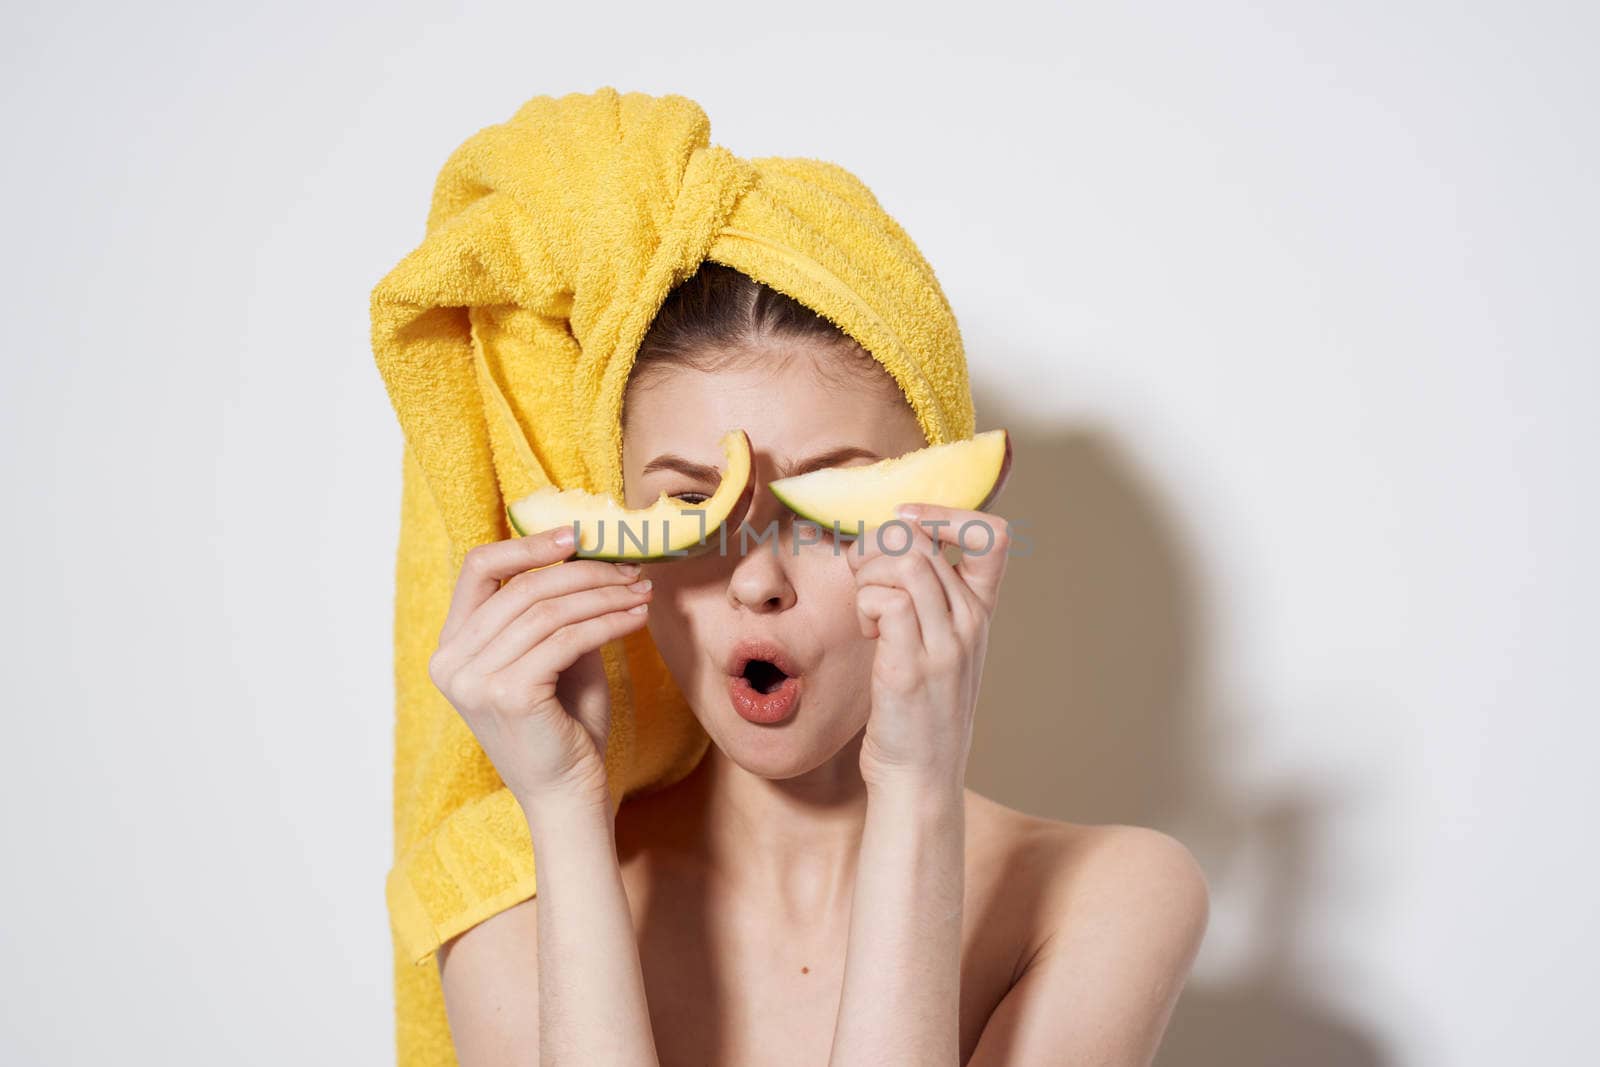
506, 429, 754, 561
768, 428, 1011, 534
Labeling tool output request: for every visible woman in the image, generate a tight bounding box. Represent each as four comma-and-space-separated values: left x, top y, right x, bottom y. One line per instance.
423, 261, 1210, 1066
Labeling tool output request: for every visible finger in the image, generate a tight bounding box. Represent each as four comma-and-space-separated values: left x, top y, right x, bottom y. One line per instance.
854, 569, 880, 639
449, 558, 644, 660
895, 505, 1010, 612
856, 583, 921, 652
844, 513, 922, 571
922, 541, 980, 640
907, 519, 982, 643
473, 579, 654, 674
841, 522, 883, 572
441, 526, 577, 644
492, 602, 652, 699
893, 511, 983, 636
854, 526, 955, 660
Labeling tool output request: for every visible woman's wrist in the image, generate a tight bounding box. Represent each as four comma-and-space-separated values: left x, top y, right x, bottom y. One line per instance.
864, 769, 966, 819
515, 783, 614, 841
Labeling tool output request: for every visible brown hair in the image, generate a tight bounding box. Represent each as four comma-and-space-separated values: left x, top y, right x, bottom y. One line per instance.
623, 261, 907, 425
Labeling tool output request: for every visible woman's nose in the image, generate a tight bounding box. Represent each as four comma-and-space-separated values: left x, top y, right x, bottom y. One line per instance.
727, 540, 796, 612
726, 485, 797, 612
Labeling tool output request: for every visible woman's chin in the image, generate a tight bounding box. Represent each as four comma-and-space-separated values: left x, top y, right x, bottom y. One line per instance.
698, 706, 860, 781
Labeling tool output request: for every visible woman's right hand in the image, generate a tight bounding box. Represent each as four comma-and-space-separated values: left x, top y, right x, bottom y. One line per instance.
427, 524, 655, 811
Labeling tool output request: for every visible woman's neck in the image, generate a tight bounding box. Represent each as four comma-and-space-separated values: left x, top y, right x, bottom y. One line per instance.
672, 729, 871, 922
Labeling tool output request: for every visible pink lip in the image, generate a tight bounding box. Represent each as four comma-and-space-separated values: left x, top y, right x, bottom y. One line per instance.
724, 637, 806, 725
724, 638, 803, 679
727, 672, 802, 724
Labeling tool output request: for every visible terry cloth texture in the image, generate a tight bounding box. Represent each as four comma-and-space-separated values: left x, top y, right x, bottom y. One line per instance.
370, 85, 975, 1065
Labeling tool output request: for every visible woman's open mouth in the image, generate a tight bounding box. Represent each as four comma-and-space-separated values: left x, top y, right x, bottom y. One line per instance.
726, 642, 804, 724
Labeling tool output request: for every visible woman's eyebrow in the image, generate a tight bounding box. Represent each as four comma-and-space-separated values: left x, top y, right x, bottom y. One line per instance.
641, 445, 882, 480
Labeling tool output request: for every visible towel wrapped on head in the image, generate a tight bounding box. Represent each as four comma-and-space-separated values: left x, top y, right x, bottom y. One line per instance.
369, 85, 975, 1065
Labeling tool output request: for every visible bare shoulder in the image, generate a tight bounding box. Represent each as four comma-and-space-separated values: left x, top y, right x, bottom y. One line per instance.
962, 788, 1211, 960
960, 792, 1211, 1062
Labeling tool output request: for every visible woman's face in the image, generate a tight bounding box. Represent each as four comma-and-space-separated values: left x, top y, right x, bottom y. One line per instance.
621, 342, 926, 780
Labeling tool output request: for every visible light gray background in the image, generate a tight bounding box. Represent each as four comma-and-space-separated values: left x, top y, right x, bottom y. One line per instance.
3, 2, 1594, 1064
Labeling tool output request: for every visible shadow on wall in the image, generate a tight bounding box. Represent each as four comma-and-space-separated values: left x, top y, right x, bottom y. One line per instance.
963, 381, 1393, 1067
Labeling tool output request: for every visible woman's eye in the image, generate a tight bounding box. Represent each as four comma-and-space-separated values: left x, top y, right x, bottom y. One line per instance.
670, 491, 710, 506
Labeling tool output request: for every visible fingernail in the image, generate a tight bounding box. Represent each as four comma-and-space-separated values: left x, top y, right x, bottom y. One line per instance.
628, 578, 652, 592
628, 602, 650, 614
618, 562, 642, 578
896, 504, 920, 520
553, 527, 575, 548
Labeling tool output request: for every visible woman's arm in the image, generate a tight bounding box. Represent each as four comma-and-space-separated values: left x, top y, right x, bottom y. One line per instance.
523, 792, 659, 1065
425, 526, 664, 1065
829, 504, 1009, 1066
438, 790, 661, 1067
827, 776, 966, 1066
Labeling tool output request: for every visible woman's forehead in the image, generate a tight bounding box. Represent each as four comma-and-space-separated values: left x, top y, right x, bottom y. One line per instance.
623, 353, 915, 465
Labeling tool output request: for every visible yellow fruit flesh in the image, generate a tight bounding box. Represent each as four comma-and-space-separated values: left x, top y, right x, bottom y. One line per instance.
506, 429, 753, 560
768, 429, 1010, 532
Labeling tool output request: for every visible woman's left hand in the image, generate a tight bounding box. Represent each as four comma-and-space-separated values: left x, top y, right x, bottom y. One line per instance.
846, 503, 1011, 793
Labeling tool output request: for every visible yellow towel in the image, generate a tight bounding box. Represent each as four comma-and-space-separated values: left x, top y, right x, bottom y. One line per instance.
369, 86, 976, 1064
